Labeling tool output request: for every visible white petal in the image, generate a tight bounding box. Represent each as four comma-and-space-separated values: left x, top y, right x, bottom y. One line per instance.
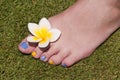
27, 36, 41, 43
28, 23, 39, 36
49, 28, 61, 42
39, 17, 51, 29
38, 39, 49, 48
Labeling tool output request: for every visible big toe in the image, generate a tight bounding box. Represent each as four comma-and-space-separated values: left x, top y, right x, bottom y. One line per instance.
18, 36, 37, 54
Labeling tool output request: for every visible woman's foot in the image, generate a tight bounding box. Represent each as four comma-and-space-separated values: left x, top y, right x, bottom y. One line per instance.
19, 0, 120, 67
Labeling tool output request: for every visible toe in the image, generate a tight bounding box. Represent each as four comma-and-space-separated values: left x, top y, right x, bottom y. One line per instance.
61, 53, 84, 67
40, 46, 59, 62
31, 47, 44, 59
48, 49, 70, 65
18, 37, 37, 54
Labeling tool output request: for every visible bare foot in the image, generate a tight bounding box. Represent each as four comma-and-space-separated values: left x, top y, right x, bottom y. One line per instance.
19, 0, 120, 67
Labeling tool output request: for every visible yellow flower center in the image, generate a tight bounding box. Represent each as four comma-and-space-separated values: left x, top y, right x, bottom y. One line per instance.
34, 27, 52, 42
33, 37, 39, 41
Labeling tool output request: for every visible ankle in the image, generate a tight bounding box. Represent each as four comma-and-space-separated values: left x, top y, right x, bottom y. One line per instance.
95, 0, 120, 27
98, 0, 120, 10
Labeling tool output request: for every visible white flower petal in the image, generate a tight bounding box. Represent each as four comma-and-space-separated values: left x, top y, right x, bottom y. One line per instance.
39, 17, 51, 29
38, 39, 49, 48
28, 23, 39, 36
49, 28, 61, 42
27, 36, 41, 43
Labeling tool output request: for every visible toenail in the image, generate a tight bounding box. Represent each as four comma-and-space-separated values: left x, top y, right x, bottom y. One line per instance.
40, 56, 46, 61
31, 52, 36, 57
20, 42, 28, 49
49, 60, 54, 65
61, 63, 67, 68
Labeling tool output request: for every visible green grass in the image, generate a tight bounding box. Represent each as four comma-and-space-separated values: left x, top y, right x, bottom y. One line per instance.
0, 0, 120, 80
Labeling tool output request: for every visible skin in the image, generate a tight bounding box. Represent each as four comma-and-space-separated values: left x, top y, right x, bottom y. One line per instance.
18, 0, 120, 67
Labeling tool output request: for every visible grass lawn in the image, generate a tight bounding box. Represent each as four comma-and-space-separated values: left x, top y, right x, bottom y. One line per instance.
0, 0, 120, 80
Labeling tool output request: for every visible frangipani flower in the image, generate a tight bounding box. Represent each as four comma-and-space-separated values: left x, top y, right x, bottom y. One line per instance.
27, 18, 61, 48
